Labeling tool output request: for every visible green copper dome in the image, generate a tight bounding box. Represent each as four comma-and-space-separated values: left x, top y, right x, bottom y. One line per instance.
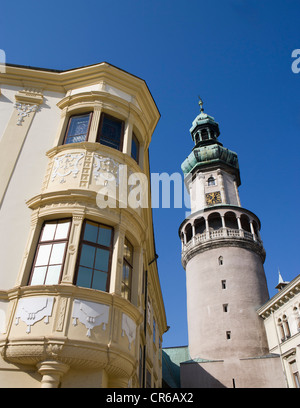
181, 143, 239, 175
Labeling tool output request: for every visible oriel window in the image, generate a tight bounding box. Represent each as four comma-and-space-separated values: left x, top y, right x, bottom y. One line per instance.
97, 113, 124, 151
64, 113, 92, 144
75, 220, 113, 292
29, 219, 71, 285
122, 238, 133, 300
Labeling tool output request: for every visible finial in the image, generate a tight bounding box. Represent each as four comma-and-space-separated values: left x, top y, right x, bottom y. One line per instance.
198, 96, 204, 113
278, 268, 284, 284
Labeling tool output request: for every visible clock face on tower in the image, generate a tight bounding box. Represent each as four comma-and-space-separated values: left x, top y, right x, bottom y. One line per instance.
205, 191, 222, 205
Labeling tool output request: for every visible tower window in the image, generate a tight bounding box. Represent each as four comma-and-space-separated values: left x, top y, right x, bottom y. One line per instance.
208, 176, 216, 186
218, 256, 223, 265
97, 113, 124, 151
226, 331, 231, 339
29, 219, 71, 285
201, 129, 209, 141
223, 304, 228, 312
222, 280, 226, 289
75, 220, 113, 291
64, 112, 92, 144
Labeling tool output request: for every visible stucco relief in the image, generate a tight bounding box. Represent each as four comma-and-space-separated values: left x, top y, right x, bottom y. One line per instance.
51, 152, 85, 183
72, 299, 109, 337
14, 103, 38, 125
121, 313, 136, 350
93, 154, 120, 185
15, 296, 54, 333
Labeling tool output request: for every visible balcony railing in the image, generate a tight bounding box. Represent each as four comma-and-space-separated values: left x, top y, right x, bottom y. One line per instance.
182, 227, 262, 254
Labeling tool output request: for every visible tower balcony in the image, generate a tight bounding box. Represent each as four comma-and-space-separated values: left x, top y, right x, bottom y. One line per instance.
180, 207, 266, 268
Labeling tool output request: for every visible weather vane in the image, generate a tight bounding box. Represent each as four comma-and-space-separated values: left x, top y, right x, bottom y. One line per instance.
198, 96, 204, 113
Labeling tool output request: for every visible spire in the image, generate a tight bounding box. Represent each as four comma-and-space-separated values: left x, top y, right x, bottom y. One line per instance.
198, 96, 204, 113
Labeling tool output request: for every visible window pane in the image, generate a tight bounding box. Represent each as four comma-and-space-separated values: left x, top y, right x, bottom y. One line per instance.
92, 270, 107, 291
83, 222, 98, 243
49, 243, 66, 265
79, 244, 95, 268
121, 284, 130, 300
31, 266, 47, 285
131, 134, 139, 162
124, 239, 133, 264
65, 114, 91, 144
97, 226, 112, 247
55, 221, 70, 240
122, 264, 131, 284
41, 223, 56, 242
95, 248, 110, 272
35, 244, 52, 266
76, 266, 93, 288
45, 265, 61, 285
99, 115, 123, 150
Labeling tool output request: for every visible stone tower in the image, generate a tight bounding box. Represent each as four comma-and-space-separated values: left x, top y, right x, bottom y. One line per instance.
178, 100, 286, 388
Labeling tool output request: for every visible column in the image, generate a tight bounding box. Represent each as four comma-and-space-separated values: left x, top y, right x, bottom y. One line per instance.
61, 214, 84, 284
249, 221, 257, 241
192, 224, 196, 243
89, 105, 102, 143
205, 218, 210, 239
109, 225, 126, 295
37, 361, 69, 388
237, 216, 244, 237
123, 117, 133, 155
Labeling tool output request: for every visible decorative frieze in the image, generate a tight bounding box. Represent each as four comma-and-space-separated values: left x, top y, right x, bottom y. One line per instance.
121, 313, 136, 350
72, 299, 109, 337
15, 297, 54, 334
93, 154, 120, 185
51, 152, 85, 183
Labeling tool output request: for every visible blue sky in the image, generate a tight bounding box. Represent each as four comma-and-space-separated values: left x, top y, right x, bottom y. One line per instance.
1, 0, 300, 347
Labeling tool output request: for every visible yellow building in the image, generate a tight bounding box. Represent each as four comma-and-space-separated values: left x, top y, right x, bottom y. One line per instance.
0, 62, 167, 388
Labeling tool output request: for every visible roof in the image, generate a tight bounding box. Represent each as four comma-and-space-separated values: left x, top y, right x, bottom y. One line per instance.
162, 346, 190, 388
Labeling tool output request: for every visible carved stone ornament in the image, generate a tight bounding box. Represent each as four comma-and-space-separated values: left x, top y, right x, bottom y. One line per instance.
51, 152, 85, 183
93, 154, 120, 186
121, 313, 136, 350
14, 103, 38, 125
72, 299, 109, 337
15, 297, 54, 334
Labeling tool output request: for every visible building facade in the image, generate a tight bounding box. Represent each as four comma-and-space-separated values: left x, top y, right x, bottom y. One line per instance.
177, 102, 286, 388
258, 273, 300, 388
0, 63, 167, 388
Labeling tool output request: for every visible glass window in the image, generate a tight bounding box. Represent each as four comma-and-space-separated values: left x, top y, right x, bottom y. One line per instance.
97, 113, 124, 151
75, 220, 113, 292
64, 113, 92, 145
121, 238, 133, 301
208, 176, 216, 186
131, 133, 140, 163
29, 219, 71, 285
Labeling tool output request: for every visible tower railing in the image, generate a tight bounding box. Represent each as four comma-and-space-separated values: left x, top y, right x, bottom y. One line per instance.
182, 226, 262, 255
